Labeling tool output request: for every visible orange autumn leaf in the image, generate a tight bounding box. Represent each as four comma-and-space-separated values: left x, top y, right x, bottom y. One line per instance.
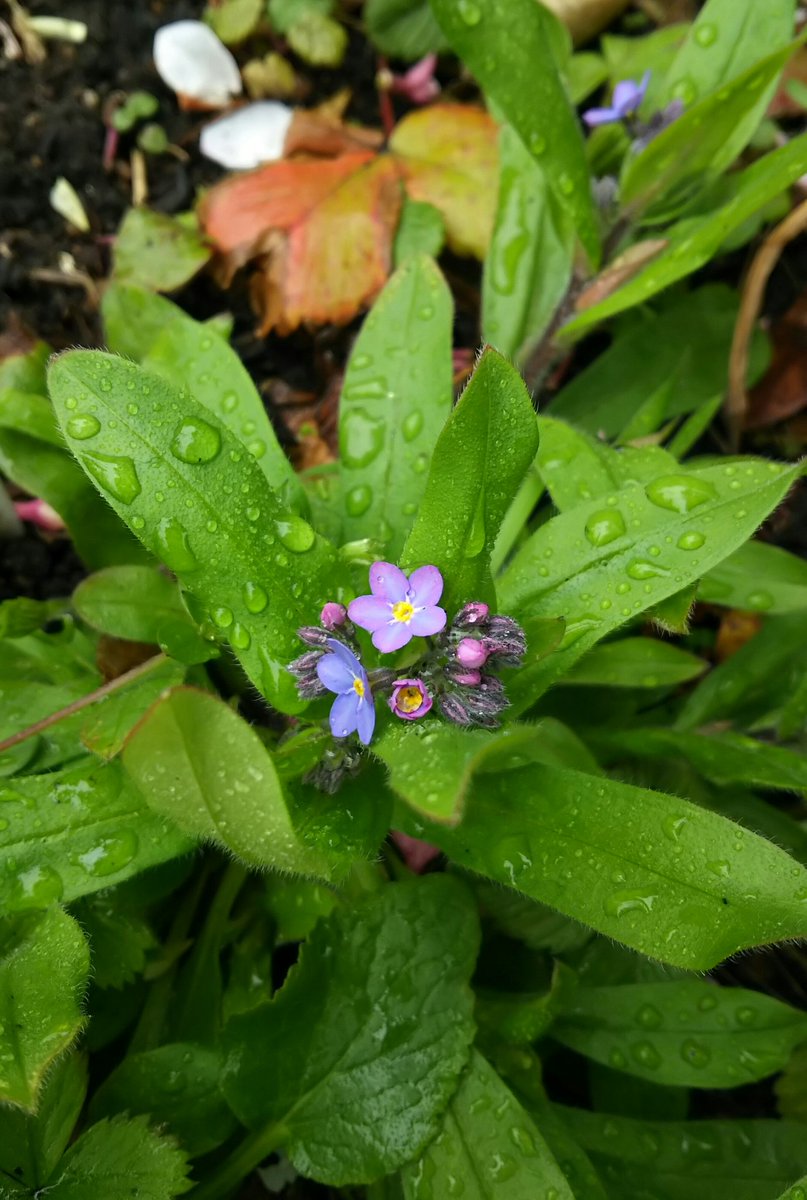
198, 103, 498, 334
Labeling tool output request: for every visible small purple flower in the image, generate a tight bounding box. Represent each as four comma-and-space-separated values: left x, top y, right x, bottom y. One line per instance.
320, 601, 347, 630
316, 638, 375, 745
456, 637, 488, 669
389, 678, 432, 721
348, 562, 447, 653
583, 71, 650, 128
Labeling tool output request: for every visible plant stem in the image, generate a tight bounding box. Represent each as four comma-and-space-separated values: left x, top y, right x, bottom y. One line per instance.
190, 1123, 286, 1200
0, 652, 167, 755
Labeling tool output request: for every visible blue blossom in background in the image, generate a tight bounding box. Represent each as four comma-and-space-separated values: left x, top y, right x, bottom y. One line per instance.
583, 71, 651, 127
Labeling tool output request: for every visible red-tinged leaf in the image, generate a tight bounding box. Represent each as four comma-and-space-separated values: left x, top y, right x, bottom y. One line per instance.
746, 291, 807, 429
390, 104, 499, 259
200, 152, 402, 332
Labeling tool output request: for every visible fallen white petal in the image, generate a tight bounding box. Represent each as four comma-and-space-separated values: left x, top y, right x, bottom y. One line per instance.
154, 20, 242, 107
199, 102, 294, 169
49, 177, 90, 232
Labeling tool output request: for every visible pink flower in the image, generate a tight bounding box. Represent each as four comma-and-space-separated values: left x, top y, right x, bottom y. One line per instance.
14, 499, 65, 532
348, 562, 447, 653
456, 637, 488, 668
388, 54, 440, 105
389, 677, 432, 721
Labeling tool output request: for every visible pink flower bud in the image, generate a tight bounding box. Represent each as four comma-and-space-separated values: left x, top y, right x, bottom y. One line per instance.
456, 637, 488, 668
320, 601, 347, 630
389, 678, 432, 721
391, 831, 441, 873
455, 601, 489, 628
452, 669, 482, 687
14, 499, 65, 532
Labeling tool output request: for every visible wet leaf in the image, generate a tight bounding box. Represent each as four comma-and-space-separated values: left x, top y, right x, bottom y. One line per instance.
112, 209, 211, 293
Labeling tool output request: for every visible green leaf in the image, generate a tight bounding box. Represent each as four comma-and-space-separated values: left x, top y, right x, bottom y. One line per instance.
339, 257, 453, 559
73, 566, 207, 650
204, 0, 263, 43
48, 350, 340, 714
558, 1106, 807, 1200
395, 762, 807, 969
375, 721, 549, 825
401, 1051, 574, 1199
89, 1044, 238, 1156
553, 980, 807, 1087
482, 125, 575, 364
470, 880, 592, 955
0, 598, 57, 640
663, 0, 795, 107
102, 283, 303, 504
561, 637, 706, 689
71, 897, 155, 989
0, 389, 62, 446
222, 875, 479, 1184
42, 1114, 191, 1199
567, 132, 807, 336
112, 208, 210, 292
554, 286, 766, 432
393, 200, 446, 266
699, 539, 807, 613
0, 908, 89, 1111
365, 0, 448, 59
0, 760, 192, 912
476, 961, 578, 1046
777, 1180, 807, 1200
676, 613, 807, 730
268, 0, 332, 33
621, 38, 804, 214
288, 10, 348, 65
777, 1043, 807, 1124
499, 458, 802, 708
428, 0, 599, 265
264, 876, 337, 943
0, 1054, 86, 1187
80, 659, 190, 760
402, 348, 539, 611
594, 727, 807, 795
122, 686, 334, 877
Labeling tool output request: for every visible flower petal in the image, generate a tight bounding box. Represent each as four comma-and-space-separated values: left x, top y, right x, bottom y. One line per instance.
409, 605, 447, 637
372, 620, 413, 653
317, 652, 355, 694
408, 564, 444, 607
325, 637, 362, 668
369, 561, 409, 603
329, 691, 360, 738
348, 595, 392, 632
356, 697, 376, 745
582, 107, 618, 127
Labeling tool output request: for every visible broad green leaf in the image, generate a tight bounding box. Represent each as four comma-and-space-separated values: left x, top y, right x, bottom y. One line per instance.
401, 348, 539, 611
73, 566, 208, 653
476, 961, 577, 1045
401, 1051, 574, 1199
112, 208, 210, 292
395, 762, 807, 969
0, 908, 89, 1111
561, 638, 706, 689
777, 1180, 807, 1200
663, 0, 795, 107
554, 286, 767, 431
429, 0, 599, 264
699, 539, 807, 613
558, 1106, 807, 1200
122, 686, 333, 877
0, 389, 62, 445
0, 1054, 86, 1188
102, 283, 184, 362
393, 199, 446, 265
204, 0, 263, 42
676, 613, 807, 730
365, 0, 448, 58
71, 897, 155, 989
566, 132, 807, 336
80, 659, 189, 760
268, 0, 332, 33
89, 1044, 237, 1156
553, 980, 807, 1087
222, 875, 479, 1184
470, 880, 592, 955
287, 10, 347, 65
0, 676, 97, 777
0, 427, 145, 570
499, 458, 801, 708
0, 598, 58, 640
48, 351, 341, 713
0, 760, 192, 912
482, 125, 575, 364
777, 1043, 807, 1124
594, 727, 807, 795
264, 876, 338, 943
286, 762, 392, 873
42, 1114, 191, 1199
375, 721, 547, 825
339, 256, 453, 559
0, 340, 50, 394
621, 38, 803, 213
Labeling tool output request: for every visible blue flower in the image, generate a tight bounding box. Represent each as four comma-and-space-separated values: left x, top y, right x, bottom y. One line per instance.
583, 71, 651, 127
316, 638, 375, 745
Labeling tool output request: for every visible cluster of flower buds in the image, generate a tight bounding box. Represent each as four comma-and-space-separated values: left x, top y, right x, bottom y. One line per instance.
437, 603, 526, 729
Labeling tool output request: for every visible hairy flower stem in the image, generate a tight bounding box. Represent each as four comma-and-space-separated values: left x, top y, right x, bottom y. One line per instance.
0, 651, 168, 756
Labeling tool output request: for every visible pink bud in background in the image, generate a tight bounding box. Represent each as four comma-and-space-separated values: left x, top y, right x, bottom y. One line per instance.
320, 601, 347, 630
391, 831, 441, 873
14, 499, 65, 532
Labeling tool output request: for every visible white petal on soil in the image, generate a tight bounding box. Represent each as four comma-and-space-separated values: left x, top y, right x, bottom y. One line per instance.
153, 20, 242, 106
199, 102, 294, 169
49, 177, 90, 232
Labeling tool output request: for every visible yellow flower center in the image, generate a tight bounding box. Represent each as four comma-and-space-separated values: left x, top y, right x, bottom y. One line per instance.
352, 677, 365, 699
397, 685, 424, 713
392, 600, 415, 624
